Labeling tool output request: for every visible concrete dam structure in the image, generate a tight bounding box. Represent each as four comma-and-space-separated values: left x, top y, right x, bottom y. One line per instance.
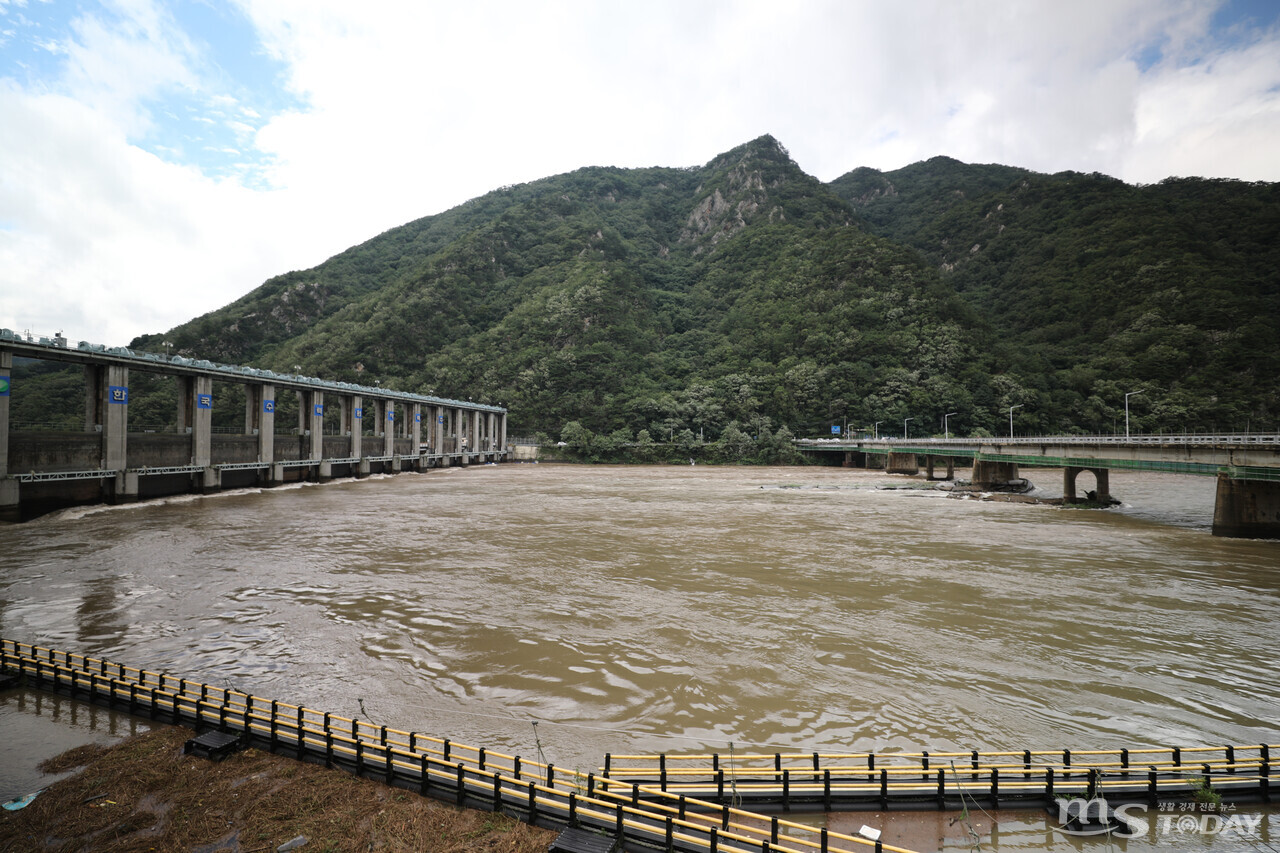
1, 331, 509, 521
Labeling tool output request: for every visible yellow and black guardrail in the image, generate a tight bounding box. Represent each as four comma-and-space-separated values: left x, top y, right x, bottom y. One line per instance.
0, 640, 912, 853
598, 740, 1276, 811
6, 640, 1273, 850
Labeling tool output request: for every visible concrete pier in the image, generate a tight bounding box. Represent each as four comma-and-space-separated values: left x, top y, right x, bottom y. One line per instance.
925, 455, 955, 481
1064, 466, 1111, 503
1212, 474, 1280, 538
886, 452, 919, 474
971, 460, 1020, 489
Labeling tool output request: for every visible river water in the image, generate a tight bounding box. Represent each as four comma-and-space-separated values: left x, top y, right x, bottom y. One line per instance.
1, 463, 1277, 849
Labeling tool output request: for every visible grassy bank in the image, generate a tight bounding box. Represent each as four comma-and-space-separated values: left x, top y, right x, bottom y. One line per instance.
0, 725, 553, 852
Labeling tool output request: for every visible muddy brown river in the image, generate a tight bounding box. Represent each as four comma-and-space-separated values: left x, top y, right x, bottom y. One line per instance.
2, 463, 1277, 849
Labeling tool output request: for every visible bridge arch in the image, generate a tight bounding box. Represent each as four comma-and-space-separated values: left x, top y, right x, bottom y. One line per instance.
1063, 466, 1111, 504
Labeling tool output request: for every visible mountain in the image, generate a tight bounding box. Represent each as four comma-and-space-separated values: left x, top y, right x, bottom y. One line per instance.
17, 135, 1276, 446
829, 157, 1280, 434
130, 136, 1011, 440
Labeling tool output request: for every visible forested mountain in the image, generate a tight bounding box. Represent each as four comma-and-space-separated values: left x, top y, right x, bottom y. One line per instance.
16, 136, 1279, 450
830, 157, 1280, 435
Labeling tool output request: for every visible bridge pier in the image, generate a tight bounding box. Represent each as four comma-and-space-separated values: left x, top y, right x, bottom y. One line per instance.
842, 450, 869, 467
1064, 466, 1111, 503
925, 455, 954, 481
972, 460, 1020, 490
1212, 474, 1280, 539
886, 452, 918, 474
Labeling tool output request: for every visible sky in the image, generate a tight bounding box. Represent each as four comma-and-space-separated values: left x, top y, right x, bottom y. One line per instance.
1, 0, 1279, 348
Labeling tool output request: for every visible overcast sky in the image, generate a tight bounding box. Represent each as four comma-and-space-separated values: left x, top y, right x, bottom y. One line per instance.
2, 0, 1278, 348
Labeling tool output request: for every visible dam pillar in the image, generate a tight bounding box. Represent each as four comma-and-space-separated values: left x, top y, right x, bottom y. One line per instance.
0, 350, 16, 522
87, 364, 134, 502
886, 452, 918, 474
972, 460, 1020, 489
436, 406, 449, 466
0, 350, 10, 480
456, 407, 467, 465
1212, 474, 1280, 539
499, 412, 507, 456
471, 410, 481, 462
187, 376, 217, 493
312, 392, 329, 478
410, 404, 423, 469
246, 383, 277, 484
296, 390, 325, 478
1064, 467, 1111, 503
383, 401, 396, 461
339, 394, 361, 462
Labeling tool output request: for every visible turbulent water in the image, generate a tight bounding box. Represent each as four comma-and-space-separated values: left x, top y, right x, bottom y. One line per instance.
2, 464, 1277, 779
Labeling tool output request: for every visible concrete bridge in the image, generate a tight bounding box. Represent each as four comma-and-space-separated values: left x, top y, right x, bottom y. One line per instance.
798, 434, 1280, 539
0, 330, 509, 521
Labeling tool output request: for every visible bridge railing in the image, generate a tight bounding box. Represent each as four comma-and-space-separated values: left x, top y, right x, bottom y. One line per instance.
800, 434, 1280, 447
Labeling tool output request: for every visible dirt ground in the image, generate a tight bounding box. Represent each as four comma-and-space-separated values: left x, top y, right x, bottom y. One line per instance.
0, 725, 554, 853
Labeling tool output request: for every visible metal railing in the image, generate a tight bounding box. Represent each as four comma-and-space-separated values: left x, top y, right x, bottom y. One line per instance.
801, 434, 1280, 447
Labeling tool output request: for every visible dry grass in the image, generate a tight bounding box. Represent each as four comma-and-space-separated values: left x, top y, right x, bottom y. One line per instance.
1, 726, 554, 853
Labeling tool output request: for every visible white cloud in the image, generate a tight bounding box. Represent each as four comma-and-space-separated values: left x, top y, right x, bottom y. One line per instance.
1, 0, 1278, 347
0, 79, 298, 343
1125, 36, 1280, 182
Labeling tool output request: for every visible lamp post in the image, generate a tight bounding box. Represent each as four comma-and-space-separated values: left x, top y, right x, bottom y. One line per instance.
903, 417, 915, 439
943, 412, 957, 439
1008, 404, 1023, 439
873, 421, 883, 439
1125, 390, 1142, 439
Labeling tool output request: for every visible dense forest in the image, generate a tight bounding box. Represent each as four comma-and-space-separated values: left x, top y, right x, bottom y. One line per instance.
12, 136, 1280, 458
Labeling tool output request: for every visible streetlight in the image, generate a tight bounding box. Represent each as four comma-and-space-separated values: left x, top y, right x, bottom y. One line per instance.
943, 412, 957, 439
873, 420, 883, 439
903, 417, 915, 439
1125, 390, 1142, 439
1007, 404, 1023, 439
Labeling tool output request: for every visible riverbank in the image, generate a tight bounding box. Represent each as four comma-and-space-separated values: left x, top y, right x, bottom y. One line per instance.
0, 725, 553, 853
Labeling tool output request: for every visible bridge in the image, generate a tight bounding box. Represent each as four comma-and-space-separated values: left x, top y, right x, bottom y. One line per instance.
797, 434, 1280, 539
0, 330, 510, 521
